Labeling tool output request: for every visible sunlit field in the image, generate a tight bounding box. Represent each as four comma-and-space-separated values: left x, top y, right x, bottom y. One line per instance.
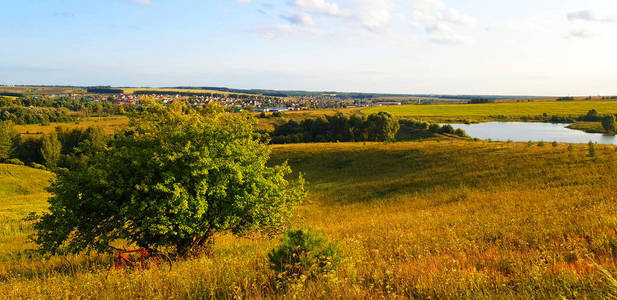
14, 116, 130, 138
3, 140, 617, 298
363, 101, 617, 122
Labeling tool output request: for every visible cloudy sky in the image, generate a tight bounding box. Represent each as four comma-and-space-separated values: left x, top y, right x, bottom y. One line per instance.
1, 0, 616, 96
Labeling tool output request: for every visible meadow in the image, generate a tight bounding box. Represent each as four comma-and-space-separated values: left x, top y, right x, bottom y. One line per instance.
363, 101, 617, 122
14, 116, 130, 138
2, 140, 617, 298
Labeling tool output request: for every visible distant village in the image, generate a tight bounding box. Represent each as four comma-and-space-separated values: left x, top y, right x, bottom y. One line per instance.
39, 92, 401, 112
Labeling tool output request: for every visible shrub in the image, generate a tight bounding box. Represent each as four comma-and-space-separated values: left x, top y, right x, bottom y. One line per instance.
589, 141, 596, 157
269, 229, 342, 281
454, 128, 467, 137
6, 158, 24, 165
602, 115, 616, 135
29, 162, 47, 170
538, 141, 545, 147
552, 141, 558, 147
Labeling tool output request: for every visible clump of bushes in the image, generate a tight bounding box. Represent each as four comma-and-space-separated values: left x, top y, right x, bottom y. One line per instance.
589, 141, 596, 157
269, 229, 342, 282
5, 158, 24, 166
271, 112, 399, 143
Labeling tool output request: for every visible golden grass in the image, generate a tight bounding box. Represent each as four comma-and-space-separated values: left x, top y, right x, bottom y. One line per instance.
362, 101, 617, 122
2, 141, 617, 298
14, 116, 129, 137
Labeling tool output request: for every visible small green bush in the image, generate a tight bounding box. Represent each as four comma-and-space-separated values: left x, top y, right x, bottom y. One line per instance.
6, 158, 24, 166
269, 228, 341, 281
552, 141, 558, 147
29, 162, 47, 170
589, 141, 596, 157
538, 141, 545, 147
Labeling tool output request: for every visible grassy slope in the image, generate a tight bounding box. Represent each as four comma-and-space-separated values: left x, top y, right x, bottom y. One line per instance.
2, 141, 617, 298
0, 165, 52, 261
362, 101, 617, 122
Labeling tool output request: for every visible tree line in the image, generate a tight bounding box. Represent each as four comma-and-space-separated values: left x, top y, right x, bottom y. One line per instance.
0, 96, 138, 124
0, 121, 108, 170
270, 112, 467, 144
270, 112, 400, 144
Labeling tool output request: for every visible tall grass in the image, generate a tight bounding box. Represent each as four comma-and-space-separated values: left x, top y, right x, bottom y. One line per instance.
2, 140, 617, 298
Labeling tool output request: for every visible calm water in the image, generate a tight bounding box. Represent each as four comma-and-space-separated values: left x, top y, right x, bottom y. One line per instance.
449, 122, 617, 145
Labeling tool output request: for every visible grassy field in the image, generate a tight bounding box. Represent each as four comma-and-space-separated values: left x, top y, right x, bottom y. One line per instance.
363, 101, 617, 122
14, 116, 130, 138
2, 140, 617, 298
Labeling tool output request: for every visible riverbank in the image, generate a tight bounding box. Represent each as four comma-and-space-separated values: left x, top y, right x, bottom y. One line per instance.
566, 122, 607, 134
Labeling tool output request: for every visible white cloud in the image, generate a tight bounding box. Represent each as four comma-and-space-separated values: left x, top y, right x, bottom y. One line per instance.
237, 0, 252, 3
567, 10, 616, 23
350, 0, 395, 32
293, 0, 340, 16
281, 12, 315, 26
567, 29, 593, 39
410, 0, 476, 44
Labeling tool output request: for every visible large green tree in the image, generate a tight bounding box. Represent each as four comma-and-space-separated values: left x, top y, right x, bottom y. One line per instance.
40, 132, 62, 168
34, 101, 305, 256
602, 115, 616, 135
366, 112, 400, 142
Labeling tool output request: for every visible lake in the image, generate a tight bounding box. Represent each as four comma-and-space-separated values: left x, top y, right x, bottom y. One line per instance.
449, 122, 617, 145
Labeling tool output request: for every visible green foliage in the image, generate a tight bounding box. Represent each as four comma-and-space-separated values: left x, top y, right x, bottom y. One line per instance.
271, 112, 400, 143
538, 141, 545, 147
552, 141, 558, 147
568, 144, 574, 151
588, 141, 596, 157
10, 126, 108, 169
269, 228, 341, 281
5, 158, 24, 166
0, 121, 17, 161
0, 107, 74, 125
366, 112, 400, 142
601, 115, 616, 134
34, 101, 306, 256
40, 133, 61, 168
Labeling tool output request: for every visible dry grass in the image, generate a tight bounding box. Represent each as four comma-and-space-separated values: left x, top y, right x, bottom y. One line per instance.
2, 140, 617, 298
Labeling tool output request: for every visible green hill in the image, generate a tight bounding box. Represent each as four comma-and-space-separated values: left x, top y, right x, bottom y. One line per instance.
1, 141, 617, 298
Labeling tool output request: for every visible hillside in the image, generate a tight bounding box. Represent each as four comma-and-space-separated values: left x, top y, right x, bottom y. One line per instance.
1, 141, 617, 298
0, 164, 52, 260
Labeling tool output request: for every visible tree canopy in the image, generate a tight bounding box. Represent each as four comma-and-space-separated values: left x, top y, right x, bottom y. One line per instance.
34, 101, 305, 256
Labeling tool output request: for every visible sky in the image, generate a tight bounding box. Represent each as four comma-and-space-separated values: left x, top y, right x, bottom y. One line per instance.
1, 0, 617, 96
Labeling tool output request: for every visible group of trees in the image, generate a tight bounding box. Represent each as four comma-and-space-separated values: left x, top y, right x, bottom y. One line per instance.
0, 107, 74, 124
271, 112, 400, 144
0, 96, 137, 125
4, 123, 108, 170
398, 119, 467, 139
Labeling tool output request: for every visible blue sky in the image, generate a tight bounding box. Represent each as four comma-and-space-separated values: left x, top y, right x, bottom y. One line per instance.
1, 0, 616, 96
